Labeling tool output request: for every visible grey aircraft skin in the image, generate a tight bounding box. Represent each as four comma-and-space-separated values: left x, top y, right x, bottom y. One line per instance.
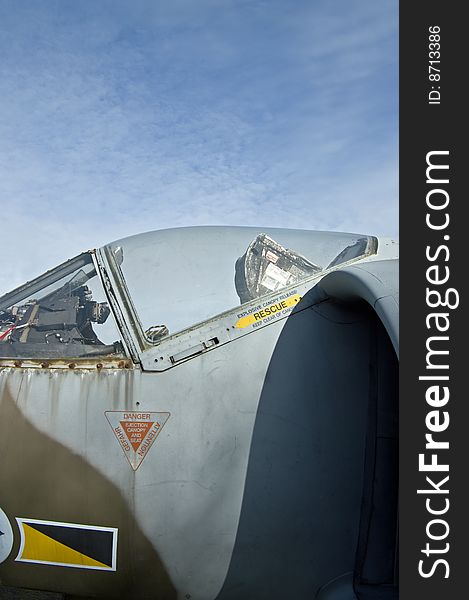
0, 226, 398, 600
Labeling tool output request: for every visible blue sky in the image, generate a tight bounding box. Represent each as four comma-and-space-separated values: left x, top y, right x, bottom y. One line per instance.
0, 0, 397, 294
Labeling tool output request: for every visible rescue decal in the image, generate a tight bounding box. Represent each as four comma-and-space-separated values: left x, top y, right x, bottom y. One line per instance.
235, 292, 301, 329
105, 411, 170, 471
15, 518, 118, 571
0, 507, 14, 564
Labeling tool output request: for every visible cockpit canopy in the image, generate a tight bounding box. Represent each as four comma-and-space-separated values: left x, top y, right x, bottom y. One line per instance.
106, 227, 376, 343
0, 227, 377, 359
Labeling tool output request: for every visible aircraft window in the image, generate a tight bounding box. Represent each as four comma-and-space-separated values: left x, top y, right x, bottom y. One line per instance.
234, 233, 321, 303
107, 228, 376, 345
326, 237, 371, 269
0, 253, 125, 359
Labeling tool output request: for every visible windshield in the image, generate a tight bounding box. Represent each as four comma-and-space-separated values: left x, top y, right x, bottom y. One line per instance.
0, 252, 125, 359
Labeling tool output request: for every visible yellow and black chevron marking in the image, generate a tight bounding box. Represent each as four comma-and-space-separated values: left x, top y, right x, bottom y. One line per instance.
15, 518, 118, 571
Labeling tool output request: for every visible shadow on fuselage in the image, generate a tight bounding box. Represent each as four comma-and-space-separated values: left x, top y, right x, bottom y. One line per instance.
217, 287, 398, 599
0, 387, 177, 600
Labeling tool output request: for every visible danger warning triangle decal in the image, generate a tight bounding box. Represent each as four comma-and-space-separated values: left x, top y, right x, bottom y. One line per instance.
105, 411, 170, 470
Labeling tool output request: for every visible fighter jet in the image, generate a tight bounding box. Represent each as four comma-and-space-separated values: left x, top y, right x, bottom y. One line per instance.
0, 226, 398, 600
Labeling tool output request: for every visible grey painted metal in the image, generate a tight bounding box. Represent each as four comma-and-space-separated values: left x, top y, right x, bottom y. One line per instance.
0, 226, 399, 600
316, 573, 357, 600
318, 259, 399, 356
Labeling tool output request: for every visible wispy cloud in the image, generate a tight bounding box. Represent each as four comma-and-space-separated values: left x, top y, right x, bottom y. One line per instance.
0, 0, 397, 294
